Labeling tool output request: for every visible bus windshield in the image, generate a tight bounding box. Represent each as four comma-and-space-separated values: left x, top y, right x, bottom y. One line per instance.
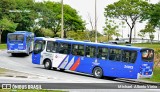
8, 34, 24, 42
33, 40, 45, 54
141, 49, 154, 62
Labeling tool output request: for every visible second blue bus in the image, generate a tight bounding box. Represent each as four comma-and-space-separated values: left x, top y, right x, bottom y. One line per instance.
7, 31, 34, 56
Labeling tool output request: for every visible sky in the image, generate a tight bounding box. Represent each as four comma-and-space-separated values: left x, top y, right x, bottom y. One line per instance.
36, 0, 160, 39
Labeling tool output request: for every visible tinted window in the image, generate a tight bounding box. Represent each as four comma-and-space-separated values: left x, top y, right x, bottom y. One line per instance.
58, 43, 71, 54
109, 49, 121, 61
97, 47, 108, 60
141, 49, 154, 62
72, 44, 84, 56
17, 34, 24, 41
33, 40, 46, 54
46, 41, 58, 53
8, 34, 24, 42
85, 46, 96, 58
122, 50, 137, 63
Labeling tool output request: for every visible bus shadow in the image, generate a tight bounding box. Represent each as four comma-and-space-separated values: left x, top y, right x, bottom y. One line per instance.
35, 67, 122, 82
10, 53, 30, 57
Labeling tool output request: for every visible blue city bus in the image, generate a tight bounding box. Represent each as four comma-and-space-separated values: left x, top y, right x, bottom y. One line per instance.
32, 37, 154, 79
7, 31, 34, 56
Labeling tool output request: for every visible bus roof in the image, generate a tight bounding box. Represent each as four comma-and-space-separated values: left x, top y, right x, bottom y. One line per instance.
8, 31, 34, 36
35, 37, 151, 51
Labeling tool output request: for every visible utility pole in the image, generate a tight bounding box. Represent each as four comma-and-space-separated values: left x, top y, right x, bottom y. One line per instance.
95, 0, 97, 43
61, 0, 64, 38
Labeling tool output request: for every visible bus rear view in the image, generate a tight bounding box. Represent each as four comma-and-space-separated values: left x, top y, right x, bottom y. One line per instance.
138, 49, 154, 78
7, 31, 34, 56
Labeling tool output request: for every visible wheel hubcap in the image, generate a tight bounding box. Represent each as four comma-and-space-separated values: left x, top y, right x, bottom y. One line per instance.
45, 62, 49, 68
95, 69, 101, 77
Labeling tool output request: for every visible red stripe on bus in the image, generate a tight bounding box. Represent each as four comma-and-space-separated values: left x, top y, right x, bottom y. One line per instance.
70, 58, 80, 71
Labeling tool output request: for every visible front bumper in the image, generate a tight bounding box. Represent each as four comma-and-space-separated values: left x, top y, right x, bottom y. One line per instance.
137, 73, 153, 79
7, 50, 27, 54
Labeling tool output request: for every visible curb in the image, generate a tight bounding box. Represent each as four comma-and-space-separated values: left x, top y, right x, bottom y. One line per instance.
116, 78, 160, 86
0, 74, 56, 80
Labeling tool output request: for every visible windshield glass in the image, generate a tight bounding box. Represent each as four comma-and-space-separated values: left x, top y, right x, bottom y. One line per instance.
141, 49, 154, 62
8, 34, 24, 42
33, 40, 46, 54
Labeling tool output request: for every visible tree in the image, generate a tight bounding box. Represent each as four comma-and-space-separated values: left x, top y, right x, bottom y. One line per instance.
0, 0, 38, 31
104, 0, 150, 44
36, 1, 85, 37
0, 0, 17, 19
103, 19, 120, 41
142, 2, 160, 28
140, 23, 155, 44
0, 18, 17, 43
13, 0, 38, 31
138, 31, 146, 43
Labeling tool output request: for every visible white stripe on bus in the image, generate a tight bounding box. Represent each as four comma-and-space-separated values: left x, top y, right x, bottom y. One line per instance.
65, 57, 75, 70
59, 56, 69, 69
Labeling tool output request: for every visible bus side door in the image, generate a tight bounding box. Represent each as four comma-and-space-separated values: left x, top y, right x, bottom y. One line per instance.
53, 42, 71, 69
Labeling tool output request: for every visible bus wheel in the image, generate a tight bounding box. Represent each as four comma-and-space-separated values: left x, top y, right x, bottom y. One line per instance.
53, 67, 57, 70
93, 67, 103, 78
11, 53, 16, 56
26, 49, 30, 56
60, 68, 65, 72
44, 59, 52, 70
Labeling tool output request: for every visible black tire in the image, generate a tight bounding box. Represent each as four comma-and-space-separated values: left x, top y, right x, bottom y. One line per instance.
106, 76, 116, 80
60, 68, 65, 72
26, 48, 30, 56
93, 67, 103, 78
11, 53, 16, 56
53, 67, 57, 70
114, 42, 117, 44
44, 59, 52, 70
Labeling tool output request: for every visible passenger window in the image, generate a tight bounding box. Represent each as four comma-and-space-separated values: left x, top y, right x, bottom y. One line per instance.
122, 50, 137, 63
109, 49, 121, 61
85, 46, 96, 58
72, 44, 84, 56
97, 47, 108, 60
58, 43, 71, 54
46, 41, 58, 53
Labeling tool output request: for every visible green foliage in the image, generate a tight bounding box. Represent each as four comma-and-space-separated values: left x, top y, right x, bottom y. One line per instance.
67, 31, 89, 41
0, 0, 85, 39
138, 31, 145, 39
144, 67, 160, 82
0, 44, 6, 49
0, 17, 17, 32
97, 36, 108, 42
0, 17, 17, 43
34, 28, 54, 37
103, 19, 120, 41
0, 0, 38, 31
104, 0, 150, 43
132, 43, 160, 50
142, 2, 160, 28
36, 1, 85, 37
140, 23, 156, 43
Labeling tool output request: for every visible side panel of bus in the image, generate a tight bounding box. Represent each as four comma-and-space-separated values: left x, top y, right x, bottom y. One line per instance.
102, 61, 139, 79
100, 48, 139, 79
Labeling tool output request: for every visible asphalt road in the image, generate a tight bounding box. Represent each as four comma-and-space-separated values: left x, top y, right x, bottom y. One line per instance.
0, 50, 119, 83
0, 50, 160, 91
